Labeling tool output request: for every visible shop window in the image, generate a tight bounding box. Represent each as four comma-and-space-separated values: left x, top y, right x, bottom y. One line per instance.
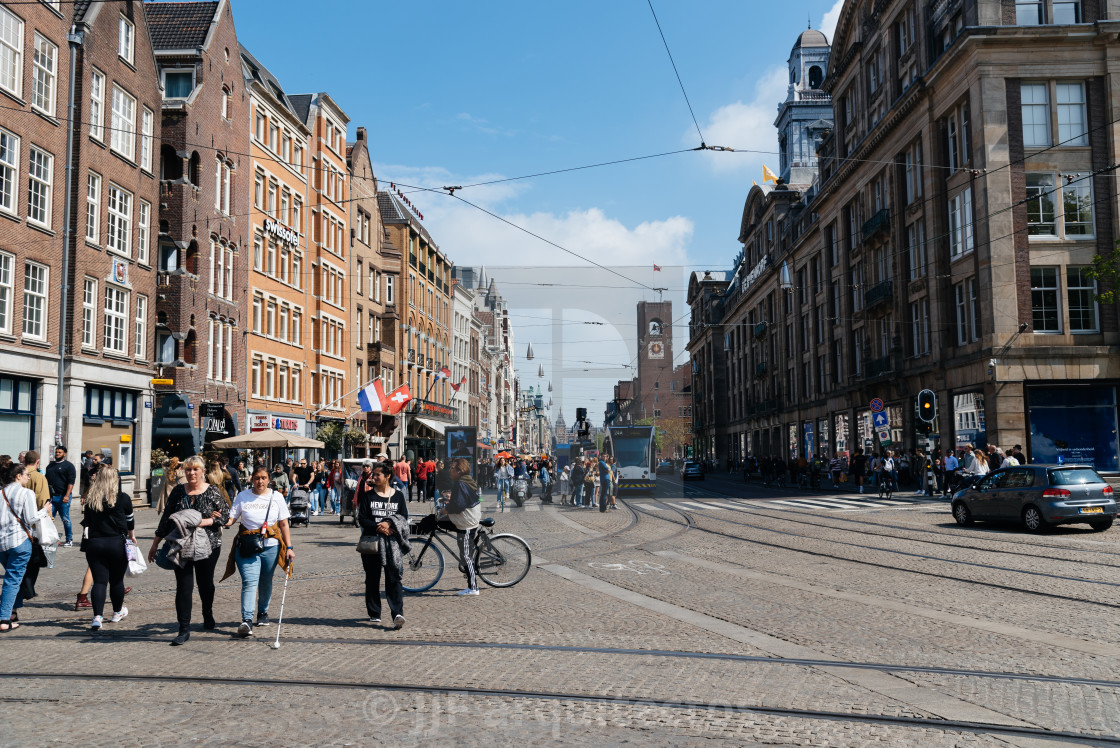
0, 376, 35, 457
1029, 386, 1118, 472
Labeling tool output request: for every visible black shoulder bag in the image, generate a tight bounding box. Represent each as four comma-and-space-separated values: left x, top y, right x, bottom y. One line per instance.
238, 492, 272, 556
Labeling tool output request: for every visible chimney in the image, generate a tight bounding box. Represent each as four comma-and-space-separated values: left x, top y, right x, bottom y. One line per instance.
356, 127, 366, 141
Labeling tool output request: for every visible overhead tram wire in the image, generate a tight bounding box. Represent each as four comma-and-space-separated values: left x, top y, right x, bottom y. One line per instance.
645, 0, 705, 146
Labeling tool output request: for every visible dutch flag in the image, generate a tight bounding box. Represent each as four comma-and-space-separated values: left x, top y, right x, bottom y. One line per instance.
436, 366, 451, 380
357, 380, 389, 413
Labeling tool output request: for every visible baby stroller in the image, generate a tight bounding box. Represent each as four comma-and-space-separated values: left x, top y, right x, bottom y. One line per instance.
511, 478, 528, 508
288, 486, 311, 528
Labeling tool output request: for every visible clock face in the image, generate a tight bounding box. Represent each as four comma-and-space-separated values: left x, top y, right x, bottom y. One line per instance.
647, 341, 665, 360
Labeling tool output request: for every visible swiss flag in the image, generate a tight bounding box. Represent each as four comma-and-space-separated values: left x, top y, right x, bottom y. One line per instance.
450, 377, 467, 393
385, 384, 412, 415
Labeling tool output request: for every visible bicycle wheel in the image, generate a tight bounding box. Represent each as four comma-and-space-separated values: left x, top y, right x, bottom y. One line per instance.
475, 533, 531, 588
401, 535, 444, 593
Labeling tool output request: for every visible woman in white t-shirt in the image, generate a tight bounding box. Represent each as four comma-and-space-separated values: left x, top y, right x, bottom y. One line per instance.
224, 466, 293, 638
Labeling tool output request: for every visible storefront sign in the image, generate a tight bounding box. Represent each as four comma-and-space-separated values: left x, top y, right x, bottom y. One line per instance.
200, 403, 236, 442
412, 398, 458, 422
274, 418, 299, 432
250, 414, 271, 432
263, 218, 300, 247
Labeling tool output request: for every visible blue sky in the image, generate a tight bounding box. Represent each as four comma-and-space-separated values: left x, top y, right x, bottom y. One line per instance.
234, 0, 845, 422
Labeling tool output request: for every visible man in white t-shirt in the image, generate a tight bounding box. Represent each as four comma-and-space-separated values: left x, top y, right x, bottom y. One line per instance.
226, 468, 293, 637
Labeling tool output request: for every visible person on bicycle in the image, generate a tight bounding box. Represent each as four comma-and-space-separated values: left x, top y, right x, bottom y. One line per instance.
357, 463, 409, 628
880, 452, 896, 495
441, 458, 482, 596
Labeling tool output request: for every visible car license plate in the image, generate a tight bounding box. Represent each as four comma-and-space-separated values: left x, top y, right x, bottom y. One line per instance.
1080, 506, 1104, 514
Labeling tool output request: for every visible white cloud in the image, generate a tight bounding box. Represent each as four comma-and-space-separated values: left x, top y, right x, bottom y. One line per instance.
373, 163, 693, 269
820, 0, 844, 44
692, 65, 788, 175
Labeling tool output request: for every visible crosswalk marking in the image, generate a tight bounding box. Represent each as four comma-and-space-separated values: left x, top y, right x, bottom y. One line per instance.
772, 498, 855, 509
759, 496, 919, 512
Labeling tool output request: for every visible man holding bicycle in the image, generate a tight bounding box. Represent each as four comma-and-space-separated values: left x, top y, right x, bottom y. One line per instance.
440, 458, 482, 596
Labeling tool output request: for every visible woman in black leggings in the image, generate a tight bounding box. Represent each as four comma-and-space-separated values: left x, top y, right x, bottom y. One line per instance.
80, 464, 136, 631
147, 455, 229, 645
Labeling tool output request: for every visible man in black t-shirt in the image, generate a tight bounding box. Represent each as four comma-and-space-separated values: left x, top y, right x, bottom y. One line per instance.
291, 458, 313, 491
45, 445, 77, 545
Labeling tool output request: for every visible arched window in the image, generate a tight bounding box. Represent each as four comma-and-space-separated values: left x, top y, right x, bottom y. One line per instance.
161, 145, 181, 180
808, 66, 823, 89
188, 151, 201, 187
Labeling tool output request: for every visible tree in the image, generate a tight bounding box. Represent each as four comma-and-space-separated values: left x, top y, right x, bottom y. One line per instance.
316, 422, 369, 457
1087, 244, 1120, 304
635, 417, 692, 459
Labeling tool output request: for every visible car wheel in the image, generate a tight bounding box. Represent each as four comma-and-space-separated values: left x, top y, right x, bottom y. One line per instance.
952, 501, 973, 526
1022, 505, 1049, 533
1089, 517, 1114, 532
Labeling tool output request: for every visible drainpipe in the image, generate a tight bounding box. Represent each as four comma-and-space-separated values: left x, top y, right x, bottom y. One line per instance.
55, 28, 83, 447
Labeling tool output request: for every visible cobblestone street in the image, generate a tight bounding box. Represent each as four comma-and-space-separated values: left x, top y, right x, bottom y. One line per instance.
4, 476, 1119, 746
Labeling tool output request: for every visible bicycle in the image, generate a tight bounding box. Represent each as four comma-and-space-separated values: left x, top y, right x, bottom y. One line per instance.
878, 474, 896, 500
495, 480, 508, 512
401, 510, 532, 593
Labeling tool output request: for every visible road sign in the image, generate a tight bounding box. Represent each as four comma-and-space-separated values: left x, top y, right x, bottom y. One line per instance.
878, 429, 893, 446
872, 411, 890, 429
151, 378, 173, 385
870, 398, 885, 413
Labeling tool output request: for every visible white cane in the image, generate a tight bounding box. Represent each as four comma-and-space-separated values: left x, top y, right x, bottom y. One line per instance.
269, 562, 293, 650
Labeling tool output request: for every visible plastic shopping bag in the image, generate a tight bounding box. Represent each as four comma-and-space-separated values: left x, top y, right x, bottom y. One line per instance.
125, 539, 147, 577
32, 506, 59, 547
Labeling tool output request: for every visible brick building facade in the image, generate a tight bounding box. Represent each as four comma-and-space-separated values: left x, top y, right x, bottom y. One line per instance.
0, 0, 161, 495
147, 0, 248, 456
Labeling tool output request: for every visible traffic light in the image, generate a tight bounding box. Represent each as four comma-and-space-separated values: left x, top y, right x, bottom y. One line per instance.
917, 389, 937, 424
576, 408, 587, 422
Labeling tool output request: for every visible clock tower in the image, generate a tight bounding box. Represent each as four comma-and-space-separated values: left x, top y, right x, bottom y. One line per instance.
636, 301, 673, 421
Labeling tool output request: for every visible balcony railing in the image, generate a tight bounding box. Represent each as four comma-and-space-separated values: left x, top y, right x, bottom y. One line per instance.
864, 280, 893, 310
862, 208, 890, 242
867, 356, 893, 378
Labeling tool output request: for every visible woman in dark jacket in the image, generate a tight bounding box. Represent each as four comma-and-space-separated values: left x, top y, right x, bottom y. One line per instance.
357, 463, 408, 628
147, 455, 229, 645
81, 465, 136, 631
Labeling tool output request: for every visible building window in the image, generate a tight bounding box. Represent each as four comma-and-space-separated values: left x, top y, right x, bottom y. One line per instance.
904, 297, 931, 356
89, 70, 104, 141
106, 184, 132, 257
31, 34, 56, 116
1056, 82, 1087, 145
1026, 173, 1056, 235
948, 187, 973, 259
82, 278, 96, 348
1064, 180, 1093, 236
251, 358, 261, 397
225, 246, 234, 300
86, 172, 101, 243
0, 128, 16, 214
904, 140, 922, 204
386, 275, 394, 305
140, 107, 153, 172
221, 86, 231, 119
1030, 266, 1061, 333
118, 15, 134, 63
252, 294, 261, 332
103, 286, 128, 353
137, 200, 150, 264
134, 295, 146, 359
22, 261, 47, 340
907, 221, 925, 280
1067, 266, 1098, 333
27, 147, 52, 227
0, 251, 10, 334
946, 102, 970, 172
1053, 0, 1082, 23
0, 7, 22, 97
110, 85, 136, 159
163, 69, 193, 99
1016, 1, 1043, 24
356, 261, 363, 295
1021, 83, 1050, 147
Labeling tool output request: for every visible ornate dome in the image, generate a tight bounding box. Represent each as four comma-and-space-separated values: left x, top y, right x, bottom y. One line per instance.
792, 28, 829, 53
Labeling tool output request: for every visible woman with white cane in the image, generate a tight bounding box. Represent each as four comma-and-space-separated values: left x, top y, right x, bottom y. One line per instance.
220, 466, 293, 638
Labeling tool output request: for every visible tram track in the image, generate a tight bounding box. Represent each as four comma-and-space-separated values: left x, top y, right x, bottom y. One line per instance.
5, 632, 1116, 690
2, 671, 1115, 745
620, 497, 1120, 611
679, 478, 1120, 563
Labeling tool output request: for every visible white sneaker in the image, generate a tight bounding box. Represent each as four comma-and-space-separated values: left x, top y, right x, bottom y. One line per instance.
110, 607, 128, 623
393, 614, 405, 630
458, 588, 480, 596
90, 615, 102, 630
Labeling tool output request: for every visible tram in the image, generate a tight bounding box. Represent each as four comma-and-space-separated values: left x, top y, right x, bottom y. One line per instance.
605, 425, 657, 494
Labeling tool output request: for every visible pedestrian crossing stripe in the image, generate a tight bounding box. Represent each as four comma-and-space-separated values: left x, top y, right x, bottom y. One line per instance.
759, 496, 918, 511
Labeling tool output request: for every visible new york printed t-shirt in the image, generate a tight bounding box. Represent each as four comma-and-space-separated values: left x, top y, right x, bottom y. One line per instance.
230, 489, 290, 547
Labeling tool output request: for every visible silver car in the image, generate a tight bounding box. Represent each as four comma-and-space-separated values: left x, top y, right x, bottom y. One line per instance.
951, 464, 1116, 532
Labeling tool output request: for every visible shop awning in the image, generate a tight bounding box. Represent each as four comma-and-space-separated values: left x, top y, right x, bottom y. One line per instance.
210, 429, 324, 449
414, 417, 448, 436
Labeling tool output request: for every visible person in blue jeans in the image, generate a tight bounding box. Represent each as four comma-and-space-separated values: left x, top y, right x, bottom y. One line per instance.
0, 459, 37, 631
224, 466, 294, 638
45, 445, 77, 546
597, 456, 611, 513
